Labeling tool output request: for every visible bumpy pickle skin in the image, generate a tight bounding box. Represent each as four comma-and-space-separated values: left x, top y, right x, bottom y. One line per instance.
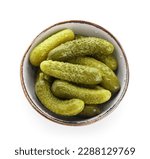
48, 37, 114, 61
69, 57, 120, 93
79, 105, 101, 117
30, 29, 75, 66
35, 72, 84, 116
74, 35, 117, 71
74, 35, 117, 70
40, 60, 102, 85
51, 80, 111, 104
94, 54, 118, 71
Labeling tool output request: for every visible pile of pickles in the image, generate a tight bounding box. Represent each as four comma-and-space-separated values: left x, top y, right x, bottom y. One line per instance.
29, 29, 120, 118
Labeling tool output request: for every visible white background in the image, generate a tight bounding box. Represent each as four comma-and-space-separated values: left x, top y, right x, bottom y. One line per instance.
0, 0, 150, 158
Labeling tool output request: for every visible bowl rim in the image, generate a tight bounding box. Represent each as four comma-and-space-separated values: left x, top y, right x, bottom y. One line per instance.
20, 20, 129, 126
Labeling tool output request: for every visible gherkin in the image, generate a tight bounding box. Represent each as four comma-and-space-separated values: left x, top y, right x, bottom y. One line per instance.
40, 60, 102, 85
79, 105, 101, 117
30, 29, 75, 66
52, 80, 111, 104
94, 54, 118, 71
74, 35, 117, 71
48, 37, 114, 61
35, 72, 84, 116
69, 57, 120, 93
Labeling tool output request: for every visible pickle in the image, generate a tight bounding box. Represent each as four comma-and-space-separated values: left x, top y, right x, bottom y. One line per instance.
94, 54, 118, 71
48, 37, 114, 61
40, 60, 102, 85
74, 35, 117, 70
79, 105, 101, 117
69, 57, 120, 93
30, 29, 75, 66
75, 35, 85, 39
35, 72, 84, 116
51, 80, 111, 104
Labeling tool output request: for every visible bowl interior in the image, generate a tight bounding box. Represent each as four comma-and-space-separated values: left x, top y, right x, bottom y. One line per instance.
21, 21, 129, 125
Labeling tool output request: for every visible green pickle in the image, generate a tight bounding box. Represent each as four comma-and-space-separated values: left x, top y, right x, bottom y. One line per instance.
48, 37, 114, 61
74, 35, 117, 71
94, 54, 118, 71
75, 35, 85, 39
40, 60, 102, 85
69, 57, 120, 93
35, 72, 84, 116
79, 105, 101, 117
30, 29, 75, 66
51, 80, 111, 104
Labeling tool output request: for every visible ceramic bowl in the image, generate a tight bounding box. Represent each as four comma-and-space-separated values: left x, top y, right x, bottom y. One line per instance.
20, 20, 129, 126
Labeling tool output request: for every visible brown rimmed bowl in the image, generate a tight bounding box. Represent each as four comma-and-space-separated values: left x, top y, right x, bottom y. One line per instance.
20, 20, 129, 126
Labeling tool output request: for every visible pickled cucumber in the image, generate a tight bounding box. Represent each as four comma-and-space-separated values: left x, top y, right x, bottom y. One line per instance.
51, 80, 111, 104
79, 105, 101, 117
48, 37, 114, 61
40, 60, 102, 85
75, 35, 85, 39
30, 29, 75, 66
69, 57, 120, 93
35, 72, 84, 116
94, 54, 118, 71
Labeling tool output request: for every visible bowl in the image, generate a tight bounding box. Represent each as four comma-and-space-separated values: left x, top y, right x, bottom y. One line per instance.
20, 20, 129, 126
